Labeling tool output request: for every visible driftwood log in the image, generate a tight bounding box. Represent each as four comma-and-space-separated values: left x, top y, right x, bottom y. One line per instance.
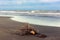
15, 23, 47, 38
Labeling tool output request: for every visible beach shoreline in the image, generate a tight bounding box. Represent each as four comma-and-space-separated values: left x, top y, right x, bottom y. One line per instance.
10, 16, 60, 27
0, 17, 60, 40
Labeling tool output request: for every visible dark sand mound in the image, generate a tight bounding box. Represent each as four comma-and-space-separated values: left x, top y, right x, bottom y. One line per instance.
0, 17, 60, 40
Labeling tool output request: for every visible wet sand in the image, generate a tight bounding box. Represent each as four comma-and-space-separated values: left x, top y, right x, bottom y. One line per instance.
0, 17, 60, 40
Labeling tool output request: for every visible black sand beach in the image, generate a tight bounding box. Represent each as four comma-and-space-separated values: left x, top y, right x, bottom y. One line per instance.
0, 17, 60, 40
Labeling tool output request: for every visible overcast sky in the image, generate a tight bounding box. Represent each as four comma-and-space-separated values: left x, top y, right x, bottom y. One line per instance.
0, 0, 60, 10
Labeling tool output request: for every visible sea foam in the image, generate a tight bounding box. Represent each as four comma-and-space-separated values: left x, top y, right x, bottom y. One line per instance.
10, 16, 60, 27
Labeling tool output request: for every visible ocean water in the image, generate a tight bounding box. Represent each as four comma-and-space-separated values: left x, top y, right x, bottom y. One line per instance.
11, 16, 60, 27
1, 13, 60, 27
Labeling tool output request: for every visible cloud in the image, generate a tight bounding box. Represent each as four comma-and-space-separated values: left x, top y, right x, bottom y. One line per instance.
0, 0, 60, 5
16, 0, 60, 5
16, 0, 37, 4
39, 0, 60, 3
0, 0, 17, 5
